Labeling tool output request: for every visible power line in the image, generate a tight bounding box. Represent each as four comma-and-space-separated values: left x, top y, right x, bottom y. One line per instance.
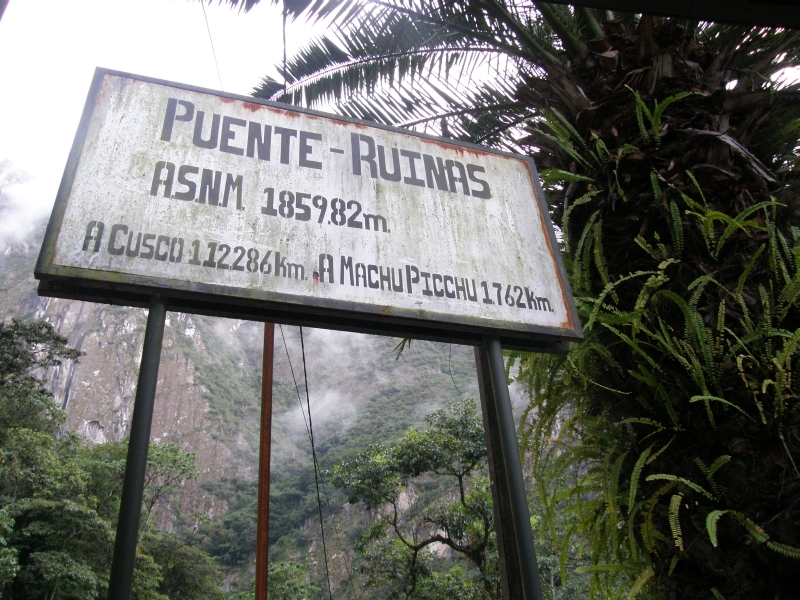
200, 2, 224, 91
278, 325, 333, 599
282, 1, 288, 97
299, 327, 334, 600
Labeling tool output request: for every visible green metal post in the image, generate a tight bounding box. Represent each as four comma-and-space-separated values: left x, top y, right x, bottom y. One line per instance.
107, 296, 167, 600
484, 335, 544, 600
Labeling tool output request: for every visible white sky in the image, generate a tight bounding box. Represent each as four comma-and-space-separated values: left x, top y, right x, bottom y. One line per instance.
0, 0, 313, 245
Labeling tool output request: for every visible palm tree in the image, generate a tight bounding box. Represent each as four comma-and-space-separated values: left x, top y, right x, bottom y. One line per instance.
213, 1, 800, 597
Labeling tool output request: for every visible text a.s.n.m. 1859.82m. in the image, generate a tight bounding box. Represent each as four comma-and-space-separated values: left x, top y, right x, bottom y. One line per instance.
261, 187, 390, 233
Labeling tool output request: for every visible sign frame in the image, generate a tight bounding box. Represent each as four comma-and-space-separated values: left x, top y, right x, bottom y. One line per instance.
35, 68, 582, 352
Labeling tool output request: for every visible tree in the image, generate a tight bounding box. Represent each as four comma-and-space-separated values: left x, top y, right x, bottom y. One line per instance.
332, 399, 500, 599
142, 535, 224, 600
210, 1, 800, 597
0, 319, 79, 438
0, 319, 224, 599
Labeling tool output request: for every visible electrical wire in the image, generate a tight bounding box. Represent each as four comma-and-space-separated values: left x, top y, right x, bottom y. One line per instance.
201, 2, 225, 91
299, 327, 334, 600
278, 325, 333, 600
449, 344, 462, 395
282, 1, 288, 98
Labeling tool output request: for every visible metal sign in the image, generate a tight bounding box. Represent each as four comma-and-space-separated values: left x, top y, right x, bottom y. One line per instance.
36, 69, 581, 351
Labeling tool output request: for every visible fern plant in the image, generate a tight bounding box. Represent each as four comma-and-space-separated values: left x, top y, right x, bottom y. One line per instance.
514, 176, 800, 598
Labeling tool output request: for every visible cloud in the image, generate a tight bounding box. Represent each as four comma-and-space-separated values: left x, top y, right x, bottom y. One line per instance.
0, 160, 48, 249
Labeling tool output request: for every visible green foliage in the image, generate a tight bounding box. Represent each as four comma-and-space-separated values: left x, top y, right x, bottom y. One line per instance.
0, 508, 18, 596
0, 319, 78, 438
332, 399, 500, 599
0, 320, 224, 599
142, 535, 224, 600
6, 499, 112, 600
0, 429, 89, 503
140, 444, 199, 534
266, 561, 323, 600
517, 188, 800, 598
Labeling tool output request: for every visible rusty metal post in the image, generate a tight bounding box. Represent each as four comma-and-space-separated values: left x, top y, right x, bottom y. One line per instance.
255, 322, 275, 600
475, 337, 543, 600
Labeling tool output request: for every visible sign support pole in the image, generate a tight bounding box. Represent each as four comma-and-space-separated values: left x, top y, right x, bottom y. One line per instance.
255, 323, 275, 600
475, 336, 544, 600
107, 296, 167, 600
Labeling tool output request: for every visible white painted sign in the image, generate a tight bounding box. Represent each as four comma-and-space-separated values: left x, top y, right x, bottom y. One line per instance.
37, 70, 581, 346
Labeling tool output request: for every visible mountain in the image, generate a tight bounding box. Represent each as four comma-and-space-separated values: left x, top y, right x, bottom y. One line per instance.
0, 223, 484, 593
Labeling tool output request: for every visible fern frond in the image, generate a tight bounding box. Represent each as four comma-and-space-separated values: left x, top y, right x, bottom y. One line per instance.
628, 446, 652, 513
689, 395, 750, 419
767, 541, 800, 559
669, 494, 684, 551
706, 510, 728, 547
627, 566, 654, 598
646, 474, 713, 499
668, 199, 685, 254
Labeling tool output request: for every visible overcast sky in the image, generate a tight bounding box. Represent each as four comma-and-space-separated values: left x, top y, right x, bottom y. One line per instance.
0, 0, 314, 245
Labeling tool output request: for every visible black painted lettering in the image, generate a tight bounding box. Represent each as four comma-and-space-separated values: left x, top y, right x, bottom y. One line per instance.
155, 235, 170, 261
319, 254, 334, 283
379, 266, 392, 290
446, 160, 470, 195
391, 268, 404, 292
493, 282, 503, 305
341, 255, 354, 285
247, 122, 271, 160
537, 297, 553, 312
467, 164, 491, 199
273, 127, 297, 164
455, 277, 466, 300
275, 252, 287, 277
443, 275, 456, 298
378, 146, 401, 182
193, 111, 220, 149
82, 221, 104, 253
160, 98, 194, 142
432, 273, 445, 297
299, 131, 322, 169
525, 287, 538, 310
363, 214, 387, 232
351, 133, 377, 178
140, 234, 156, 260
175, 165, 199, 201
420, 272, 433, 296
406, 265, 419, 294
465, 279, 478, 302
126, 232, 142, 257
367, 265, 380, 289
355, 263, 367, 287
107, 224, 127, 256
222, 174, 244, 210
150, 161, 175, 198
423, 155, 448, 191
220, 116, 246, 155
169, 238, 183, 263
199, 169, 222, 205
287, 262, 305, 280
400, 150, 425, 187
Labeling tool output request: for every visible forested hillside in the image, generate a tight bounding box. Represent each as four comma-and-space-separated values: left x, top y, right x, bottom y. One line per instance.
3, 225, 568, 598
